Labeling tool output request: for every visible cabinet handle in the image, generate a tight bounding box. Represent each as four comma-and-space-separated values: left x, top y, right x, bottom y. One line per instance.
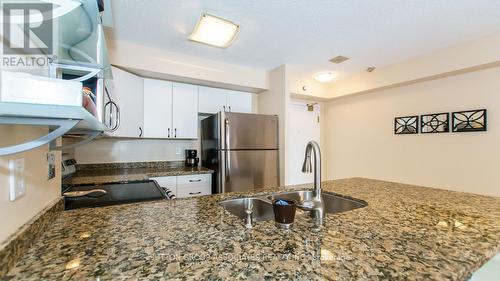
174, 128, 177, 138
139, 126, 143, 137
189, 192, 202, 195
223, 105, 226, 112
168, 128, 170, 138
189, 179, 202, 182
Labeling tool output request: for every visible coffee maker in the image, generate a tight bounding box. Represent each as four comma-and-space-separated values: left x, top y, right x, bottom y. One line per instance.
185, 149, 199, 167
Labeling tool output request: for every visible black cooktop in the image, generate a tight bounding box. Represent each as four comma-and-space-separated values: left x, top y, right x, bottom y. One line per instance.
64, 180, 167, 210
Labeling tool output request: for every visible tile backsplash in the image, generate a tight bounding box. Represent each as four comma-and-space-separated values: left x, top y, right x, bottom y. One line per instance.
74, 138, 198, 164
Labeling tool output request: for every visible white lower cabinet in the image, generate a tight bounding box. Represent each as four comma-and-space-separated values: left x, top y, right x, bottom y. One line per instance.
151, 174, 211, 198
176, 174, 211, 197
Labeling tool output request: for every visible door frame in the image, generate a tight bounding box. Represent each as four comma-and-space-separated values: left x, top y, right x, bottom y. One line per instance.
287, 100, 322, 185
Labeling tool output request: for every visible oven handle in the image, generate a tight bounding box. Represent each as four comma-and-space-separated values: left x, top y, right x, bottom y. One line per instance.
63, 189, 107, 198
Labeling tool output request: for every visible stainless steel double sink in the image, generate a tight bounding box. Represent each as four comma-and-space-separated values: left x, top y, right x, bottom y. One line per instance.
219, 190, 366, 223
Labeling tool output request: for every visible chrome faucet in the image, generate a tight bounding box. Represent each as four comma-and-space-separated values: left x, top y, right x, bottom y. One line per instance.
244, 208, 254, 229
302, 141, 322, 200
300, 141, 324, 220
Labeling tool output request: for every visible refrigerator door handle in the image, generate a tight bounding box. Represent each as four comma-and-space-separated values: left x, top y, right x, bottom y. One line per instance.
219, 150, 225, 193
224, 118, 230, 182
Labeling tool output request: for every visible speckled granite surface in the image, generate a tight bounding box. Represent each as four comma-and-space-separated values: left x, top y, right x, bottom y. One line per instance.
3, 178, 500, 280
64, 161, 213, 186
0, 198, 63, 276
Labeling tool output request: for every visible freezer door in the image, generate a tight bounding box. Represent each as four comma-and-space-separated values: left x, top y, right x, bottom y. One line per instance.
220, 150, 279, 193
220, 112, 278, 150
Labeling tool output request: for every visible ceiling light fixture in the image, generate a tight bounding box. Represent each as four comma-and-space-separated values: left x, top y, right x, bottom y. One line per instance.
329, 55, 349, 64
314, 71, 336, 83
188, 13, 239, 48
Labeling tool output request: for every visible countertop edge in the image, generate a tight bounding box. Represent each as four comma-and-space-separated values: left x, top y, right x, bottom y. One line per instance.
0, 197, 64, 276
63, 168, 214, 186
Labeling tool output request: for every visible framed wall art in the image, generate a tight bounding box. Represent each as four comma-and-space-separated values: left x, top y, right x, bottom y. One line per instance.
421, 113, 449, 133
395, 116, 418, 134
452, 109, 487, 132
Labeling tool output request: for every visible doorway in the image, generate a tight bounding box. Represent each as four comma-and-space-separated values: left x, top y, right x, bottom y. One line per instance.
287, 102, 321, 185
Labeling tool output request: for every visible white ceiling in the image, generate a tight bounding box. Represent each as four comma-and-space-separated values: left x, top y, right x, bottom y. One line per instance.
107, 0, 500, 88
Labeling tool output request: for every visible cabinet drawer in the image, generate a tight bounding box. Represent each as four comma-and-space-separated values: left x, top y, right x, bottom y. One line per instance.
176, 174, 211, 188
177, 185, 211, 198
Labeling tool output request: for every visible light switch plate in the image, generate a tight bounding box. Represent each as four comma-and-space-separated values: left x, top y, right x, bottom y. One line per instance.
9, 158, 25, 201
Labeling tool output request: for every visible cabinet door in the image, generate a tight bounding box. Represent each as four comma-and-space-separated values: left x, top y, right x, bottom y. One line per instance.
172, 82, 198, 139
108, 66, 144, 138
226, 90, 252, 113
143, 79, 172, 138
198, 86, 228, 114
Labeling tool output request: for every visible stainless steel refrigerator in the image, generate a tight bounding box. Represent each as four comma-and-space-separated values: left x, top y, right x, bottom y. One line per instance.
201, 112, 279, 194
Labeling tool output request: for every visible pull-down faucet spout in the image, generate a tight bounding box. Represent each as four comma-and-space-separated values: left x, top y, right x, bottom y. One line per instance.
301, 141, 324, 220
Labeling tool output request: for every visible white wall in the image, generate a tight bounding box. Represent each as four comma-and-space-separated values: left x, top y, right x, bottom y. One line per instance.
289, 76, 332, 99
258, 65, 289, 185
324, 66, 500, 197
327, 33, 500, 99
107, 40, 269, 92
0, 126, 61, 244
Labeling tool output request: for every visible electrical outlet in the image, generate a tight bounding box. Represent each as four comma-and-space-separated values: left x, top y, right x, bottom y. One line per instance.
9, 158, 25, 201
175, 147, 182, 155
47, 152, 56, 180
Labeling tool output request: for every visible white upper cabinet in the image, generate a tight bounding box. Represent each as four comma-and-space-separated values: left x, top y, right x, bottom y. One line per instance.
109, 67, 252, 139
143, 79, 172, 138
198, 86, 227, 114
172, 83, 198, 139
108, 66, 144, 138
142, 80, 198, 139
198, 86, 252, 114
226, 90, 252, 113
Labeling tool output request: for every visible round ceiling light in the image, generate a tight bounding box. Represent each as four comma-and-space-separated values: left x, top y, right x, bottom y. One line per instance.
314, 71, 336, 82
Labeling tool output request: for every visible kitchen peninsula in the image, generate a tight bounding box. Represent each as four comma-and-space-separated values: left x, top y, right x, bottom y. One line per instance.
3, 178, 499, 280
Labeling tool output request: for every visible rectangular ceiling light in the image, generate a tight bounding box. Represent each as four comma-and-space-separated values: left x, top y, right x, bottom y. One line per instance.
188, 13, 239, 48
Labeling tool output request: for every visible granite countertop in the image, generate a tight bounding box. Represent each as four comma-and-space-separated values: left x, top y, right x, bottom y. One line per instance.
4, 178, 500, 280
63, 165, 213, 186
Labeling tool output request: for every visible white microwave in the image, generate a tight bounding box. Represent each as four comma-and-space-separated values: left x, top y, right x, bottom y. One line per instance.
50, 63, 119, 132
